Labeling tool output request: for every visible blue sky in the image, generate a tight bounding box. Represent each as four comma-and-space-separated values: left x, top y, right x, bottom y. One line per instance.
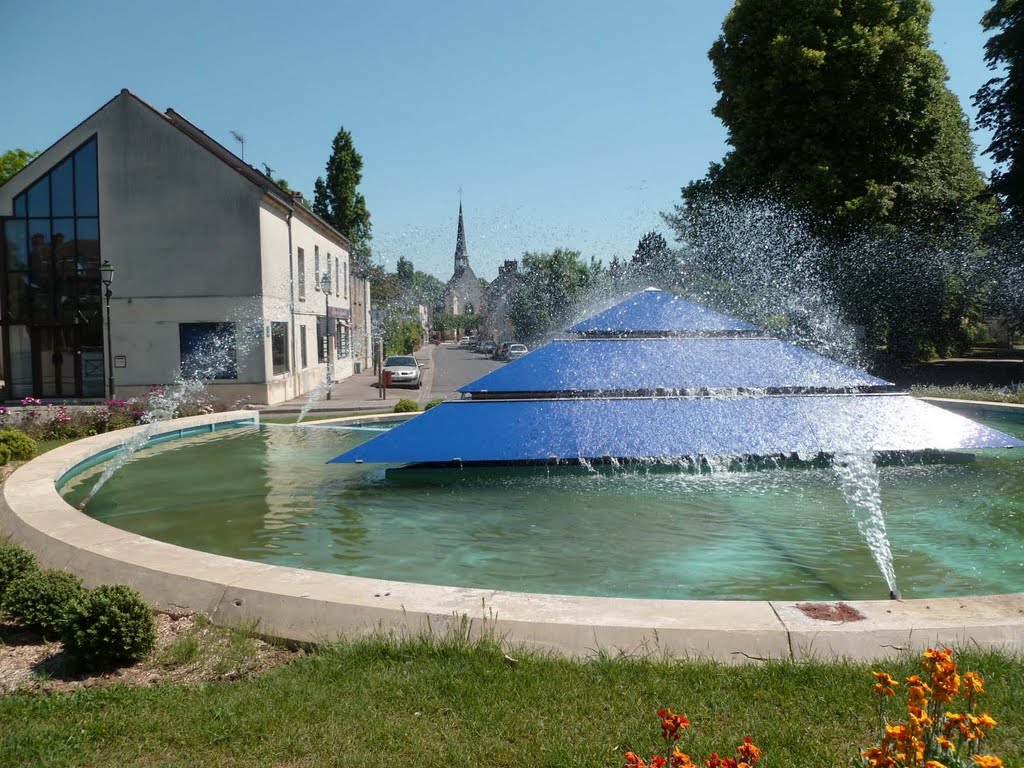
0, 1, 998, 280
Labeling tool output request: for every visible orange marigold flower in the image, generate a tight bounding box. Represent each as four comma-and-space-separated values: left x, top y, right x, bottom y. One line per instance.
736, 736, 762, 766
936, 736, 955, 751
657, 708, 691, 741
976, 712, 997, 730
651, 757, 668, 768
972, 756, 1004, 768
626, 752, 648, 768
670, 747, 695, 768
862, 746, 898, 768
924, 762, 947, 768
963, 671, 985, 696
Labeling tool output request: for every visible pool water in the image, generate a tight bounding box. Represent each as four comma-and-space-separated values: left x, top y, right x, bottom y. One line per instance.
59, 412, 1024, 601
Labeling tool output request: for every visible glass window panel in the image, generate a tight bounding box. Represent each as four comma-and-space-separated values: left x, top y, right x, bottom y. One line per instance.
271, 321, 289, 374
27, 219, 51, 280
75, 218, 99, 275
14, 194, 26, 217
6, 272, 29, 323
30, 279, 54, 320
74, 139, 98, 216
4, 219, 28, 270
51, 158, 74, 216
52, 218, 76, 274
26, 176, 50, 217
180, 322, 238, 380
8, 325, 32, 398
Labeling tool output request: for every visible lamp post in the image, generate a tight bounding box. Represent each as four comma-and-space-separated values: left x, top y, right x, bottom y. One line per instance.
100, 260, 115, 398
321, 273, 332, 400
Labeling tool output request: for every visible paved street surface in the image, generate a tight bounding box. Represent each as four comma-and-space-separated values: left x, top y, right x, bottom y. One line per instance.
429, 343, 504, 398
261, 343, 503, 416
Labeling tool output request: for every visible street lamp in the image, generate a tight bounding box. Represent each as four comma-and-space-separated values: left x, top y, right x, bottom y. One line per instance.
100, 260, 115, 398
321, 272, 332, 400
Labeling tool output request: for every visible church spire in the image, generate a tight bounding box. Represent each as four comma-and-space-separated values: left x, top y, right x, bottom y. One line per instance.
454, 201, 469, 274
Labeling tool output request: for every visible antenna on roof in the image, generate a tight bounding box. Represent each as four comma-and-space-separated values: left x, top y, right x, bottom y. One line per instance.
262, 163, 274, 178
229, 130, 245, 162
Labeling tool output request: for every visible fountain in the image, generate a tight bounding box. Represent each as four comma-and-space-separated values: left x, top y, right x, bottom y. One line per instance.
4, 280, 1019, 659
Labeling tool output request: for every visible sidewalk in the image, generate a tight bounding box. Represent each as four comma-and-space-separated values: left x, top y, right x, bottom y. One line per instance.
258, 345, 438, 415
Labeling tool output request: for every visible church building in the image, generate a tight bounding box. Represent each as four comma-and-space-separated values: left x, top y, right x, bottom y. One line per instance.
442, 203, 484, 319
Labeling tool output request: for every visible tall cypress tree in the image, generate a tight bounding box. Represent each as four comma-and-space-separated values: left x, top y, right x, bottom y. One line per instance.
974, 0, 1024, 219
313, 127, 372, 272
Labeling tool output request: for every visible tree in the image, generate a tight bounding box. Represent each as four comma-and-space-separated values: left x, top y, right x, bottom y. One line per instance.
396, 257, 414, 290
0, 149, 39, 186
313, 127, 372, 273
509, 249, 597, 341
974, 0, 1024, 218
687, 0, 992, 240
631, 231, 679, 286
412, 270, 445, 313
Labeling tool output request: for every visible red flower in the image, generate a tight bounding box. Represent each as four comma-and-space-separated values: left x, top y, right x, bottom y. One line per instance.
658, 708, 691, 741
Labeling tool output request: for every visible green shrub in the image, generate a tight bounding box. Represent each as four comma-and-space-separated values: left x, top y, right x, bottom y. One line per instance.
62, 584, 156, 669
0, 429, 37, 462
393, 398, 419, 413
424, 397, 445, 411
1, 568, 85, 637
0, 543, 38, 600
0, 444, 11, 466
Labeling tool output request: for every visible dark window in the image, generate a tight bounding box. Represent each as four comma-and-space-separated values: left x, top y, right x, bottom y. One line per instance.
4, 220, 28, 269
50, 158, 74, 217
13, 195, 26, 217
74, 139, 98, 216
314, 246, 320, 290
317, 317, 327, 364
300, 325, 308, 368
26, 176, 50, 217
271, 321, 289, 375
179, 323, 237, 379
297, 248, 305, 301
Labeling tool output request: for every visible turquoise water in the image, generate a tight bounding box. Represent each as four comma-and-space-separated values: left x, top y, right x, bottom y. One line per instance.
59, 413, 1024, 601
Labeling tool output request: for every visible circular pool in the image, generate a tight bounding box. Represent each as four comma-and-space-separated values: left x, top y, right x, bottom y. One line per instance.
57, 409, 1024, 602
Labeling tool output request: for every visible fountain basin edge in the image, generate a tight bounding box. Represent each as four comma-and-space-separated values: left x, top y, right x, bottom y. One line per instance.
2, 409, 1022, 662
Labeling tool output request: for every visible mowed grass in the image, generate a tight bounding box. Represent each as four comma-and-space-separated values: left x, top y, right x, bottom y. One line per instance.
2, 635, 1022, 768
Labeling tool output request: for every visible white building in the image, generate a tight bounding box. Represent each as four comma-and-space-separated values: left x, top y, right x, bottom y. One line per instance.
0, 90, 370, 405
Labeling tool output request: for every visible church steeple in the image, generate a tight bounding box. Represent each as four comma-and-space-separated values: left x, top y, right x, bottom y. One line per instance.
453, 202, 469, 275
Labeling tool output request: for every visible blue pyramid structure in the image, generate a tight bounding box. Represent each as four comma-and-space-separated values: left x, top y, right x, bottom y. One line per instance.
330, 289, 1024, 465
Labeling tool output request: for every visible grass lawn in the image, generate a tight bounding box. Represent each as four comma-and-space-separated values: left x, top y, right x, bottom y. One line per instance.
911, 384, 1024, 405
1, 636, 1021, 768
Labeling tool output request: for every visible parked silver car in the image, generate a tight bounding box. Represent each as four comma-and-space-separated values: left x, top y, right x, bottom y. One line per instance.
506, 343, 528, 360
382, 355, 422, 388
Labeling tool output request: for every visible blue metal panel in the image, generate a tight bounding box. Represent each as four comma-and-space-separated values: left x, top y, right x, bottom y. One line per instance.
460, 339, 891, 394
569, 289, 759, 334
329, 396, 1024, 464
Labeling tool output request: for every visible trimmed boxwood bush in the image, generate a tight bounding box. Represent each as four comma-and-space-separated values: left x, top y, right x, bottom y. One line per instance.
1, 568, 85, 637
0, 543, 38, 601
424, 397, 445, 411
0, 429, 36, 463
62, 584, 156, 669
393, 398, 419, 413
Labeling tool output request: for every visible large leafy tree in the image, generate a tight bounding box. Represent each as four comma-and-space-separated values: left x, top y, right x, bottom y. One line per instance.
509, 249, 597, 341
0, 149, 39, 186
687, 0, 992, 239
313, 127, 372, 272
974, 0, 1024, 219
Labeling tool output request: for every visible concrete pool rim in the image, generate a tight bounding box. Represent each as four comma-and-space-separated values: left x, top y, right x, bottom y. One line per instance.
1, 406, 1022, 662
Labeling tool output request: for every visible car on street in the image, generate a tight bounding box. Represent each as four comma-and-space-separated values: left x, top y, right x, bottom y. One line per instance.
382, 355, 423, 388
480, 340, 497, 355
506, 343, 528, 360
493, 341, 510, 360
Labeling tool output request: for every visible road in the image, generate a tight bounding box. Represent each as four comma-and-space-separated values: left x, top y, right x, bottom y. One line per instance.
427, 343, 504, 399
